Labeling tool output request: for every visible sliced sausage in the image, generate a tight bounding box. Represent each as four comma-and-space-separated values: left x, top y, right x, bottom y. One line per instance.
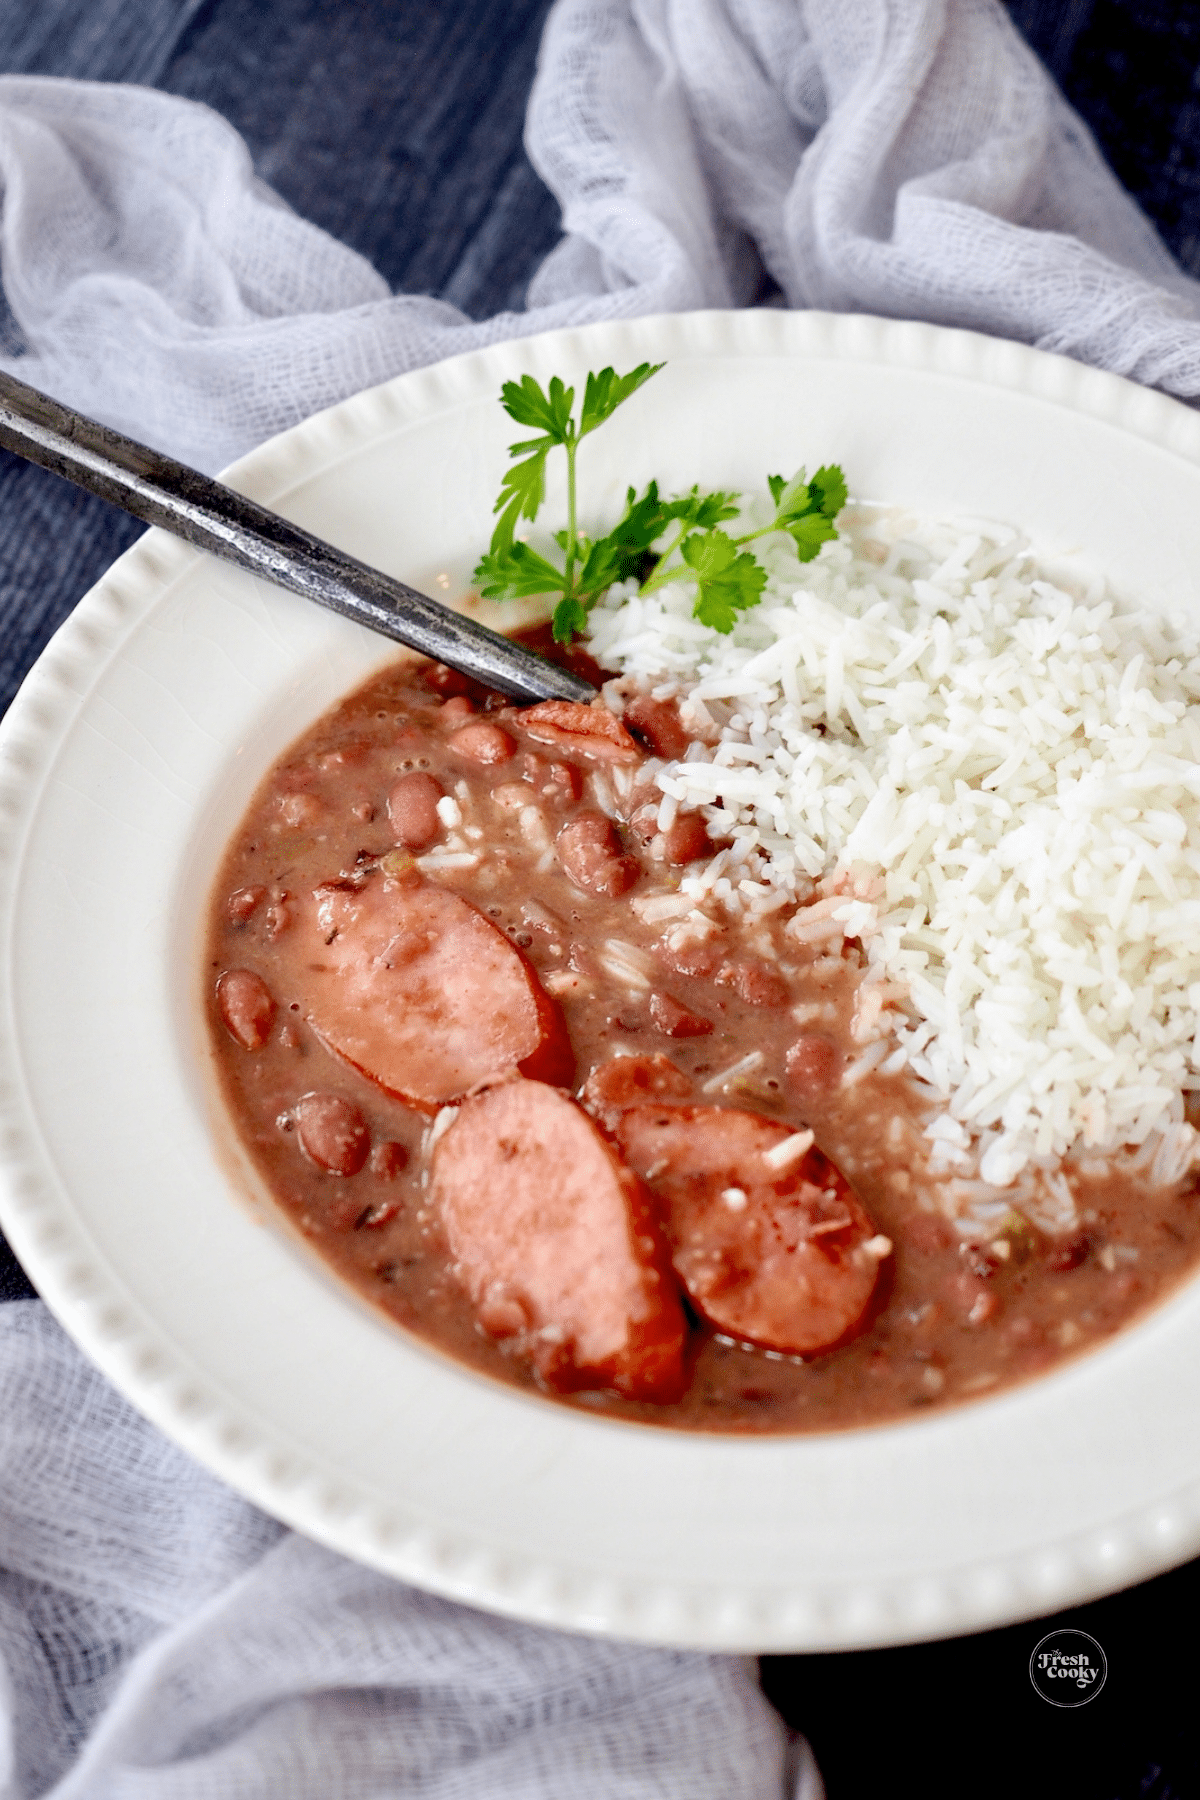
611, 1104, 885, 1356
387, 772, 443, 851
556, 813, 639, 898
216, 969, 276, 1050
295, 1092, 371, 1175
299, 873, 573, 1110
581, 1053, 693, 1128
518, 700, 640, 762
432, 1081, 686, 1400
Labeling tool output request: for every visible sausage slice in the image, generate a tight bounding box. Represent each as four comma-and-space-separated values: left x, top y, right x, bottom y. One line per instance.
610, 1104, 886, 1355
299, 874, 572, 1111
518, 700, 640, 762
432, 1082, 686, 1400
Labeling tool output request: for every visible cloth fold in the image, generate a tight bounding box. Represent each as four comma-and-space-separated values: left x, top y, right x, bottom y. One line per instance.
0, 1305, 811, 1800
2, 0, 1200, 1792
2, 0, 1200, 475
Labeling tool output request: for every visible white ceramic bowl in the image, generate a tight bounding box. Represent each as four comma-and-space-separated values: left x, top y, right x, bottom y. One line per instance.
4, 310, 1200, 1653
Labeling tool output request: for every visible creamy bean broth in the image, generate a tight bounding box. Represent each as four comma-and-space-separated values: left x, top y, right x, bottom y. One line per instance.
204, 636, 1200, 1432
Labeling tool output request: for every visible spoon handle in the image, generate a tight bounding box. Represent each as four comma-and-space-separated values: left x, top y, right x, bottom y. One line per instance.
0, 369, 595, 705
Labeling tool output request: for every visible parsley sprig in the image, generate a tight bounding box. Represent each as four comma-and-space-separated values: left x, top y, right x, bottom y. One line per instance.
472, 363, 846, 642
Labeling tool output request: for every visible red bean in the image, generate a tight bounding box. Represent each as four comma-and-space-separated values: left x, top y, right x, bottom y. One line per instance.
317, 740, 371, 771
556, 813, 640, 897
1045, 1233, 1090, 1272
369, 1140, 409, 1179
719, 959, 790, 1007
424, 662, 475, 698
581, 1053, 693, 1126
440, 695, 476, 722
650, 992, 713, 1037
387, 772, 444, 850
662, 813, 712, 866
542, 762, 582, 803
623, 695, 691, 760
786, 1033, 842, 1092
448, 722, 516, 764
904, 1211, 957, 1256
216, 969, 276, 1049
226, 885, 266, 924
657, 934, 725, 978
295, 1092, 371, 1175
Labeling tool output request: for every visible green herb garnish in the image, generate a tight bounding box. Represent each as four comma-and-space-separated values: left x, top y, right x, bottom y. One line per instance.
472, 363, 846, 642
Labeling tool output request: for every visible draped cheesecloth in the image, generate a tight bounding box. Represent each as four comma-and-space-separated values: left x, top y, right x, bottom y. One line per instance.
1, 1, 1198, 1793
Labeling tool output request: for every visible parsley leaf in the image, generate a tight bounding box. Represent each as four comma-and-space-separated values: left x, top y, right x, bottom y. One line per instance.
499, 374, 574, 441
810, 463, 848, 517
480, 363, 666, 613
475, 360, 846, 646
765, 462, 847, 562
579, 363, 664, 438
489, 441, 552, 553
552, 595, 590, 643
680, 529, 768, 633
474, 541, 566, 602
577, 481, 674, 591
786, 512, 839, 562
661, 485, 741, 532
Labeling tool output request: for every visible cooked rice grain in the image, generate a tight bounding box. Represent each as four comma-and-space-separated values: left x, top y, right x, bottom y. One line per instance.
590, 504, 1200, 1207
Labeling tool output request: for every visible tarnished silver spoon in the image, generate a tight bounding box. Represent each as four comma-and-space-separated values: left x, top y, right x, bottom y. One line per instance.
0, 368, 595, 705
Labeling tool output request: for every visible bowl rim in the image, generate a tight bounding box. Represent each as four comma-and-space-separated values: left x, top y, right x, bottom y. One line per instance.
4, 307, 1200, 1652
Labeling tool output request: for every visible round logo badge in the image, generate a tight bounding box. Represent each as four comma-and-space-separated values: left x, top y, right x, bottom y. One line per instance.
1028, 1629, 1108, 1706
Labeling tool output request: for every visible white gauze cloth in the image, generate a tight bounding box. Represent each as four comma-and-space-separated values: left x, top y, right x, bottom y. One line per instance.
0, 1305, 817, 1800
1, 0, 1199, 473
1, 0, 1199, 1792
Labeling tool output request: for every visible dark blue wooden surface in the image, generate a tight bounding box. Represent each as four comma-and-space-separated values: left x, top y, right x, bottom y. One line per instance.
1, 7, 1199, 1794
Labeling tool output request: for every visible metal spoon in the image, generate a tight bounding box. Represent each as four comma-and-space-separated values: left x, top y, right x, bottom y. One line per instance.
0, 369, 595, 705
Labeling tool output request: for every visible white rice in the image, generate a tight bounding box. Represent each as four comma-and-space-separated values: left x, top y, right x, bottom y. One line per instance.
588, 502, 1200, 1231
